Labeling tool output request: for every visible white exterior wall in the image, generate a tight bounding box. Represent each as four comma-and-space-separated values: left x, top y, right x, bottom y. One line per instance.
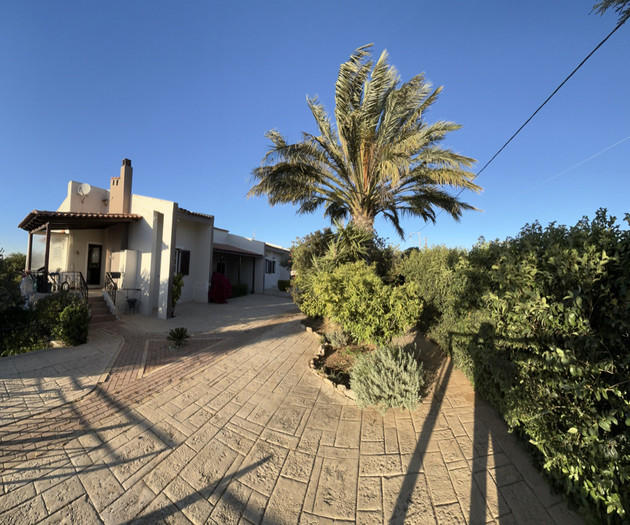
174, 216, 213, 304
213, 229, 265, 255
128, 194, 177, 319
65, 229, 106, 280
264, 245, 291, 290
253, 257, 265, 294
58, 181, 110, 214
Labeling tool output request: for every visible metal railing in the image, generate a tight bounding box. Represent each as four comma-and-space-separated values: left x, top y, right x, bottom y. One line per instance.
30, 270, 88, 303
61, 271, 88, 303
105, 272, 119, 306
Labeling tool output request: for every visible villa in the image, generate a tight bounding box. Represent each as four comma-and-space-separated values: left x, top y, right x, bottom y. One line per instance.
18, 159, 290, 319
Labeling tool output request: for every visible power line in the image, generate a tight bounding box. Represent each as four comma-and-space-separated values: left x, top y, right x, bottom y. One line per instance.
419, 15, 628, 231
510, 135, 630, 200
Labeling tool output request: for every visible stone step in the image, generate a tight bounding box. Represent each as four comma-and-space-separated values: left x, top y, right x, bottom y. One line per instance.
90, 313, 117, 324
90, 303, 109, 311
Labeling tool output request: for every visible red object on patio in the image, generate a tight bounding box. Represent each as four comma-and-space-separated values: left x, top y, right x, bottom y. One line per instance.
209, 272, 232, 303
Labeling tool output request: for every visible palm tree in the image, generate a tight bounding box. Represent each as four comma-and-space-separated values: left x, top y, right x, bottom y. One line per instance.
249, 44, 481, 237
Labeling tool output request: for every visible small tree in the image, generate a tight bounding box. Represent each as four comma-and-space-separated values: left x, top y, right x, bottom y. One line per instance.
171, 273, 184, 317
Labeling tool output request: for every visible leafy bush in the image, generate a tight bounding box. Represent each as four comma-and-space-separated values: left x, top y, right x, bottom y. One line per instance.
399, 246, 466, 332
351, 345, 424, 413
34, 291, 83, 340
290, 223, 401, 308
167, 327, 189, 349
289, 228, 333, 276
300, 261, 422, 345
55, 302, 90, 346
403, 210, 630, 522
277, 279, 291, 292
0, 252, 26, 310
1, 290, 89, 356
0, 307, 46, 357
171, 273, 184, 316
231, 283, 248, 297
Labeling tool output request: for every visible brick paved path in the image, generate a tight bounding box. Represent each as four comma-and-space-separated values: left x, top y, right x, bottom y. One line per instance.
0, 312, 581, 524
0, 329, 121, 427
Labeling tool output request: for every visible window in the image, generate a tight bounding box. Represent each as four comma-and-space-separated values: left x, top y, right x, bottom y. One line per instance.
175, 249, 190, 276
265, 259, 276, 274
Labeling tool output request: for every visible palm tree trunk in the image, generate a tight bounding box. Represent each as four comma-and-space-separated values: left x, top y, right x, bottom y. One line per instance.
352, 213, 375, 234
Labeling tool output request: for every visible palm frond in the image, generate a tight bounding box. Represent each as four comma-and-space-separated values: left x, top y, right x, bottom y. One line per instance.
250, 44, 481, 238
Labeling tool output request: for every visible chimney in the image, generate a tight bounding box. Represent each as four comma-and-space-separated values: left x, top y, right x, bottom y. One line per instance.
109, 158, 133, 214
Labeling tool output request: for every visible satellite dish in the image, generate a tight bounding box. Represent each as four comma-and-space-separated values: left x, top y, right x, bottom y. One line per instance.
77, 183, 92, 196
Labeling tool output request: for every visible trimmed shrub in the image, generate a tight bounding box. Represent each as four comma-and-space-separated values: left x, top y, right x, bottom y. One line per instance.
1, 289, 90, 355
300, 261, 422, 345
34, 291, 83, 340
55, 302, 90, 346
277, 279, 291, 292
351, 345, 424, 413
231, 283, 248, 297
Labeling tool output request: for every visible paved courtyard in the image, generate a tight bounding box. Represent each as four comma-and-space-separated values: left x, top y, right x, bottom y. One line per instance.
0, 294, 581, 524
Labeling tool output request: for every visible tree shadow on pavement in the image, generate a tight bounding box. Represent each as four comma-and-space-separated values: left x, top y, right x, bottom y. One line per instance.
389, 329, 515, 523
130, 457, 279, 525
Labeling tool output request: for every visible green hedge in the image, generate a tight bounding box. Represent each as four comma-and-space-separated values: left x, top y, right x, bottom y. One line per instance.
400, 210, 630, 522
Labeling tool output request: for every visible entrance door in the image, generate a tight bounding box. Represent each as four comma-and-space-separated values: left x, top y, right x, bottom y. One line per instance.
87, 244, 102, 285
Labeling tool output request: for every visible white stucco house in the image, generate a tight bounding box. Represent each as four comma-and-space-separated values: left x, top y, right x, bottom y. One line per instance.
19, 159, 213, 319
18, 158, 290, 320
212, 228, 290, 293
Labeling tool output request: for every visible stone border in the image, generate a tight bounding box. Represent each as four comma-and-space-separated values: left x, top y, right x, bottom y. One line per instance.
303, 324, 357, 401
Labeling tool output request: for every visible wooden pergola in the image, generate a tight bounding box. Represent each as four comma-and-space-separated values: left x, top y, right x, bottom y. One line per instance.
18, 210, 140, 272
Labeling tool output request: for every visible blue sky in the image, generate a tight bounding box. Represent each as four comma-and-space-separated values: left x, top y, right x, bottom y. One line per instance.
1, 1, 628, 255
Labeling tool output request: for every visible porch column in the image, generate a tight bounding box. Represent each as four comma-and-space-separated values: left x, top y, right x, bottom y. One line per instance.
26, 232, 33, 271
44, 222, 51, 273
43, 222, 51, 291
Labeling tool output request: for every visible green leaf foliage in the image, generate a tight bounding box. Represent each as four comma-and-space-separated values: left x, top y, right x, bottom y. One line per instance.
167, 327, 189, 349
300, 260, 422, 346
35, 291, 84, 340
55, 302, 90, 346
249, 44, 480, 237
351, 345, 424, 413
1, 290, 89, 356
400, 209, 630, 522
171, 273, 184, 316
0, 252, 26, 310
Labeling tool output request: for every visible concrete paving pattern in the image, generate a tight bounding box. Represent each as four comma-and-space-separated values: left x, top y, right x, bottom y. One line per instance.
0, 294, 582, 524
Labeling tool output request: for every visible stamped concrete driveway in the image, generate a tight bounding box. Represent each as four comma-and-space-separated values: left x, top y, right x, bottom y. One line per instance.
0, 294, 581, 524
